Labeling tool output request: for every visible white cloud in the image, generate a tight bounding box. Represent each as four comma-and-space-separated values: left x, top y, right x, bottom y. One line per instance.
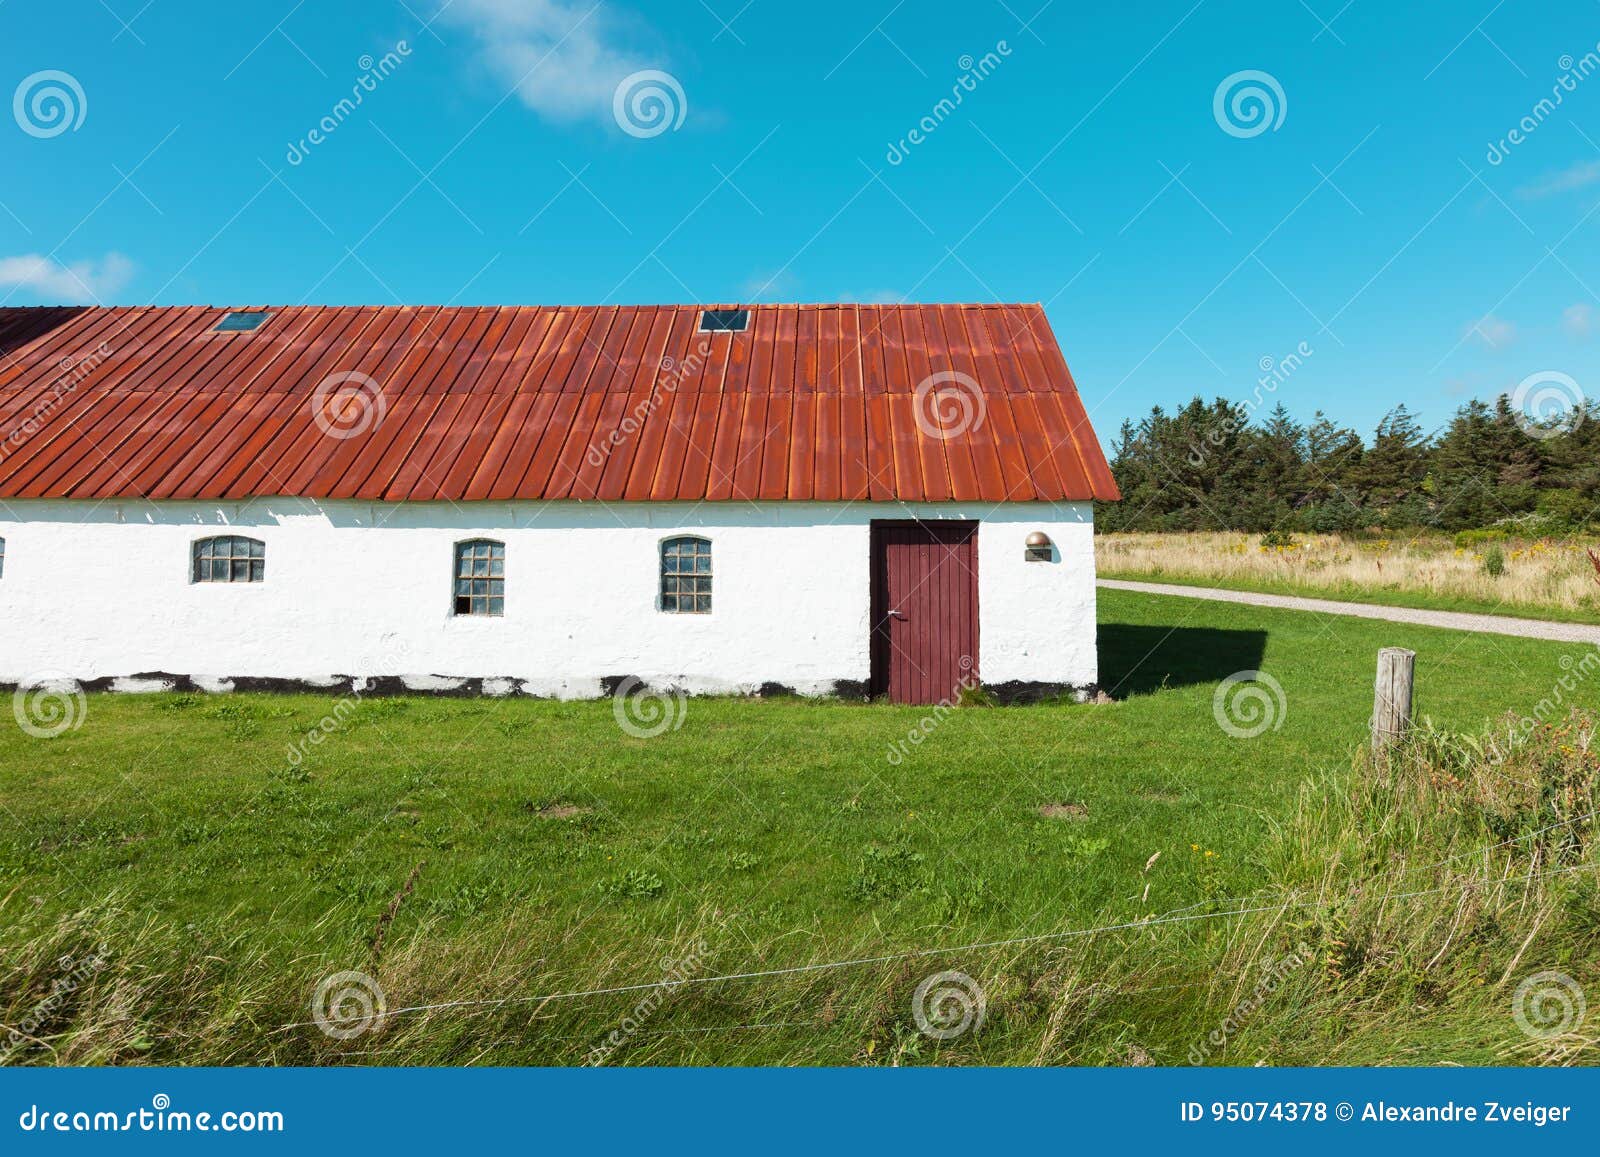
1464, 313, 1515, 348
443, 0, 657, 125
0, 252, 133, 303
741, 270, 797, 300
1515, 159, 1600, 199
1563, 303, 1593, 338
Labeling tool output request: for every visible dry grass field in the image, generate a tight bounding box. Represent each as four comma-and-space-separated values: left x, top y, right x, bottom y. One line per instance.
1097, 532, 1600, 623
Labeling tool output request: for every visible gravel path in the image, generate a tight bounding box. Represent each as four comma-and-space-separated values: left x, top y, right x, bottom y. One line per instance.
1098, 578, 1600, 645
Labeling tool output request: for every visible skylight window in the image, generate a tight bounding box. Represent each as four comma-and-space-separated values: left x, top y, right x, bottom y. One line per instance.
214, 311, 271, 333
698, 308, 749, 333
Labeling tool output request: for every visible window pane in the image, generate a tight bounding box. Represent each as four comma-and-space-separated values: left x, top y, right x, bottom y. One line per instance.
250, 561, 264, 582
453, 542, 504, 614
250, 539, 264, 558
660, 538, 710, 613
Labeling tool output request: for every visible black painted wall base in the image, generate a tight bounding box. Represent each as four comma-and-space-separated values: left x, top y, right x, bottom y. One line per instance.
0, 673, 884, 701
1, 673, 1101, 704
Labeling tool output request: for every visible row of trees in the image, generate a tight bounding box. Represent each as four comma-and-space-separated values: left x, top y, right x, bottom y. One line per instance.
1096, 395, 1600, 533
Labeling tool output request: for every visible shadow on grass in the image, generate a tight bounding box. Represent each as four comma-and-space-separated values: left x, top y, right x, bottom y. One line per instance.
1097, 623, 1268, 699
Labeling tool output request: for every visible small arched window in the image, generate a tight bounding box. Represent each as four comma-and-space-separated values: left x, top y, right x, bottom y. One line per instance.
660, 536, 711, 613
193, 535, 264, 583
453, 539, 504, 616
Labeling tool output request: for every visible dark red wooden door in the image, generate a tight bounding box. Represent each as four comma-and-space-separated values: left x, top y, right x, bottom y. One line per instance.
870, 521, 979, 704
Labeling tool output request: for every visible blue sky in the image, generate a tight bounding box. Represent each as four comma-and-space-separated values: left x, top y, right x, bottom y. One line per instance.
2, 0, 1597, 447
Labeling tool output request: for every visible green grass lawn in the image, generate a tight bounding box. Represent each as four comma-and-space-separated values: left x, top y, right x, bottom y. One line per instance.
2, 588, 1594, 1065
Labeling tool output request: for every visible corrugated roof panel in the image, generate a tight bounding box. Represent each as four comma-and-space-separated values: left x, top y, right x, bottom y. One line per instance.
730, 391, 767, 502
0, 304, 1118, 503
758, 392, 792, 501
702, 389, 745, 502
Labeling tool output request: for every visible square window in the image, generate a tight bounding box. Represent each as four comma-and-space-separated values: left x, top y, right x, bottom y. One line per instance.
698, 309, 750, 333
214, 311, 270, 333
193, 536, 265, 583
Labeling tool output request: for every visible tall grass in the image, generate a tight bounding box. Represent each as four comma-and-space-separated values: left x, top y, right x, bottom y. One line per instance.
1098, 531, 1600, 621
4, 714, 1595, 1065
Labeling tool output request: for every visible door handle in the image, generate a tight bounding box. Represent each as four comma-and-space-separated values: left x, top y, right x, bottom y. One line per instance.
887, 609, 907, 620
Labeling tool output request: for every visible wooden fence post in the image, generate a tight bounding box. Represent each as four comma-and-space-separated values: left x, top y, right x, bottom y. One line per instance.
1371, 647, 1415, 750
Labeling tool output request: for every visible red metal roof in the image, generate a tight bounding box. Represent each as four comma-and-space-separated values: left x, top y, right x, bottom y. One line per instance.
0, 304, 1118, 504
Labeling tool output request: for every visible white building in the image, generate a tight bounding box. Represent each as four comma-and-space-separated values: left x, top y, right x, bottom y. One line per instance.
0, 303, 1119, 705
